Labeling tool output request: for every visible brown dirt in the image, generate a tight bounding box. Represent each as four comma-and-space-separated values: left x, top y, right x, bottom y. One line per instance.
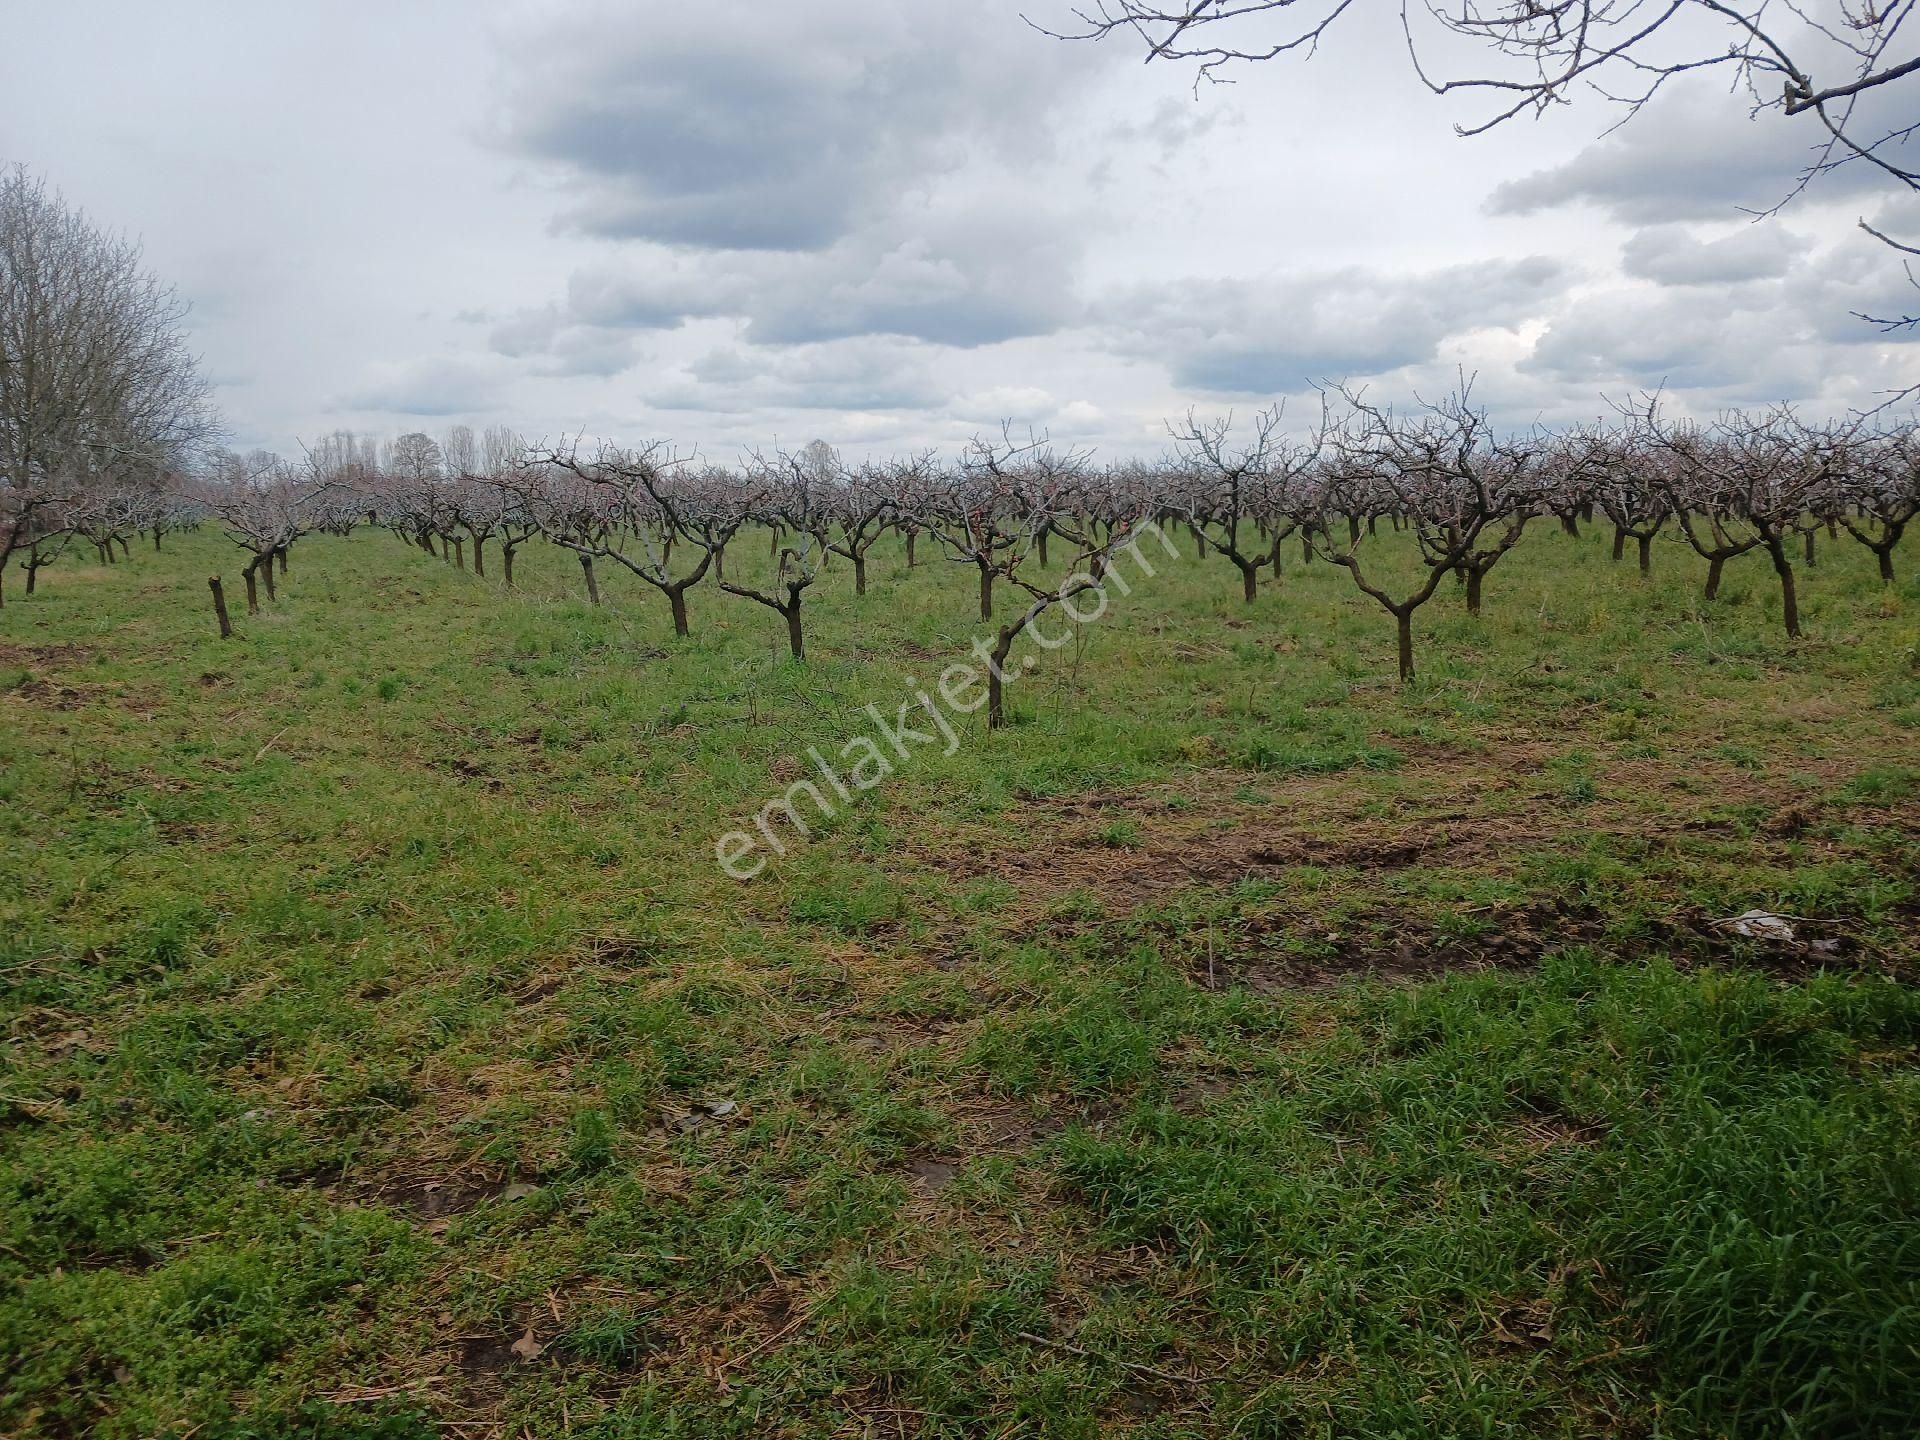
9, 677, 97, 710
905, 739, 1918, 980
0, 641, 93, 668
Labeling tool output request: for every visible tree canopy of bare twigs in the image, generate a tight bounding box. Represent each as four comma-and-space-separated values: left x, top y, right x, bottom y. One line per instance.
1037, 0, 1920, 333
0, 165, 217, 600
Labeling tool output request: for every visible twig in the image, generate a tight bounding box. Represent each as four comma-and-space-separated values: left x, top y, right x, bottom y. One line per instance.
1016, 1330, 1219, 1385
715, 1301, 815, 1374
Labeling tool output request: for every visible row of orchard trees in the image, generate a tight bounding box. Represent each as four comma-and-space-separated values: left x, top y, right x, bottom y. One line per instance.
7, 160, 1909, 694
3, 157, 1914, 682
11, 390, 1916, 706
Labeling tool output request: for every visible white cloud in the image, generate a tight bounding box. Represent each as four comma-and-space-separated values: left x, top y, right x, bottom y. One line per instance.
2, 0, 1911, 455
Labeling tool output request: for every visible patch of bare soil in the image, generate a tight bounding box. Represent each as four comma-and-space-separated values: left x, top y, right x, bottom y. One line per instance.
1191, 933, 1534, 996
444, 1329, 549, 1410
946, 1094, 1072, 1154
371, 1172, 519, 1221
911, 745, 1919, 987
902, 1155, 961, 1192
8, 676, 97, 710
0, 641, 93, 668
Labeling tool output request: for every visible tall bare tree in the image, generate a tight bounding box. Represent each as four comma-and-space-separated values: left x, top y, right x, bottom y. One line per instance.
0, 165, 216, 602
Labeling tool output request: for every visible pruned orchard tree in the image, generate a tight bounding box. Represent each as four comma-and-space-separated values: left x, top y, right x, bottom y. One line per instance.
190, 451, 324, 615
0, 165, 216, 604
1171, 405, 1313, 603
1583, 427, 1672, 576
934, 427, 1089, 623
382, 431, 450, 559
718, 447, 824, 660
823, 454, 908, 597
8, 491, 73, 597
1644, 402, 1853, 637
69, 483, 144, 565
1312, 382, 1538, 680
918, 440, 1162, 727
531, 441, 754, 638
437, 424, 528, 579
1842, 419, 1919, 583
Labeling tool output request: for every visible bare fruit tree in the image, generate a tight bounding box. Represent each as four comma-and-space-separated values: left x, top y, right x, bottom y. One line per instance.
1840, 421, 1918, 583
190, 451, 325, 615
1171, 405, 1314, 604
533, 442, 754, 638
1312, 383, 1535, 681
1644, 402, 1852, 637
718, 448, 826, 660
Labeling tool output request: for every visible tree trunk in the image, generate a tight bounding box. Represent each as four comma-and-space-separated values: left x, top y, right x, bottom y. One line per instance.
118, 536, 131, 560
905, 530, 918, 568
1766, 539, 1801, 639
1395, 609, 1414, 684
1561, 513, 1579, 538
669, 584, 690, 637
579, 553, 601, 605
987, 629, 1017, 729
1037, 527, 1050, 567
1465, 567, 1483, 617
785, 605, 804, 661
1877, 544, 1895, 585
978, 564, 993, 621
452, 537, 465, 571
853, 553, 867, 596
277, 547, 287, 576
243, 561, 260, 615
1705, 555, 1725, 601
260, 556, 277, 602
1611, 529, 1626, 562
1240, 560, 1258, 604
1637, 535, 1652, 575
502, 545, 517, 588
209, 576, 233, 638
1804, 529, 1816, 566
472, 537, 485, 577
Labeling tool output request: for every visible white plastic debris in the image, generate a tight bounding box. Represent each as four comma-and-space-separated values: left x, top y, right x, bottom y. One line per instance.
1719, 910, 1796, 942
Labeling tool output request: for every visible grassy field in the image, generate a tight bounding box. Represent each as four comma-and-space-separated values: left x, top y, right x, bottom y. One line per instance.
3, 519, 1919, 1438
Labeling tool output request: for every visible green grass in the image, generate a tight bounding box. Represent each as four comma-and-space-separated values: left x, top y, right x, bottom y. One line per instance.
2, 522, 1919, 1437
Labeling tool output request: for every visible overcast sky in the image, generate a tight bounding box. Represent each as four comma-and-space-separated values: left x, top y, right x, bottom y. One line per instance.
3, 0, 1914, 459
